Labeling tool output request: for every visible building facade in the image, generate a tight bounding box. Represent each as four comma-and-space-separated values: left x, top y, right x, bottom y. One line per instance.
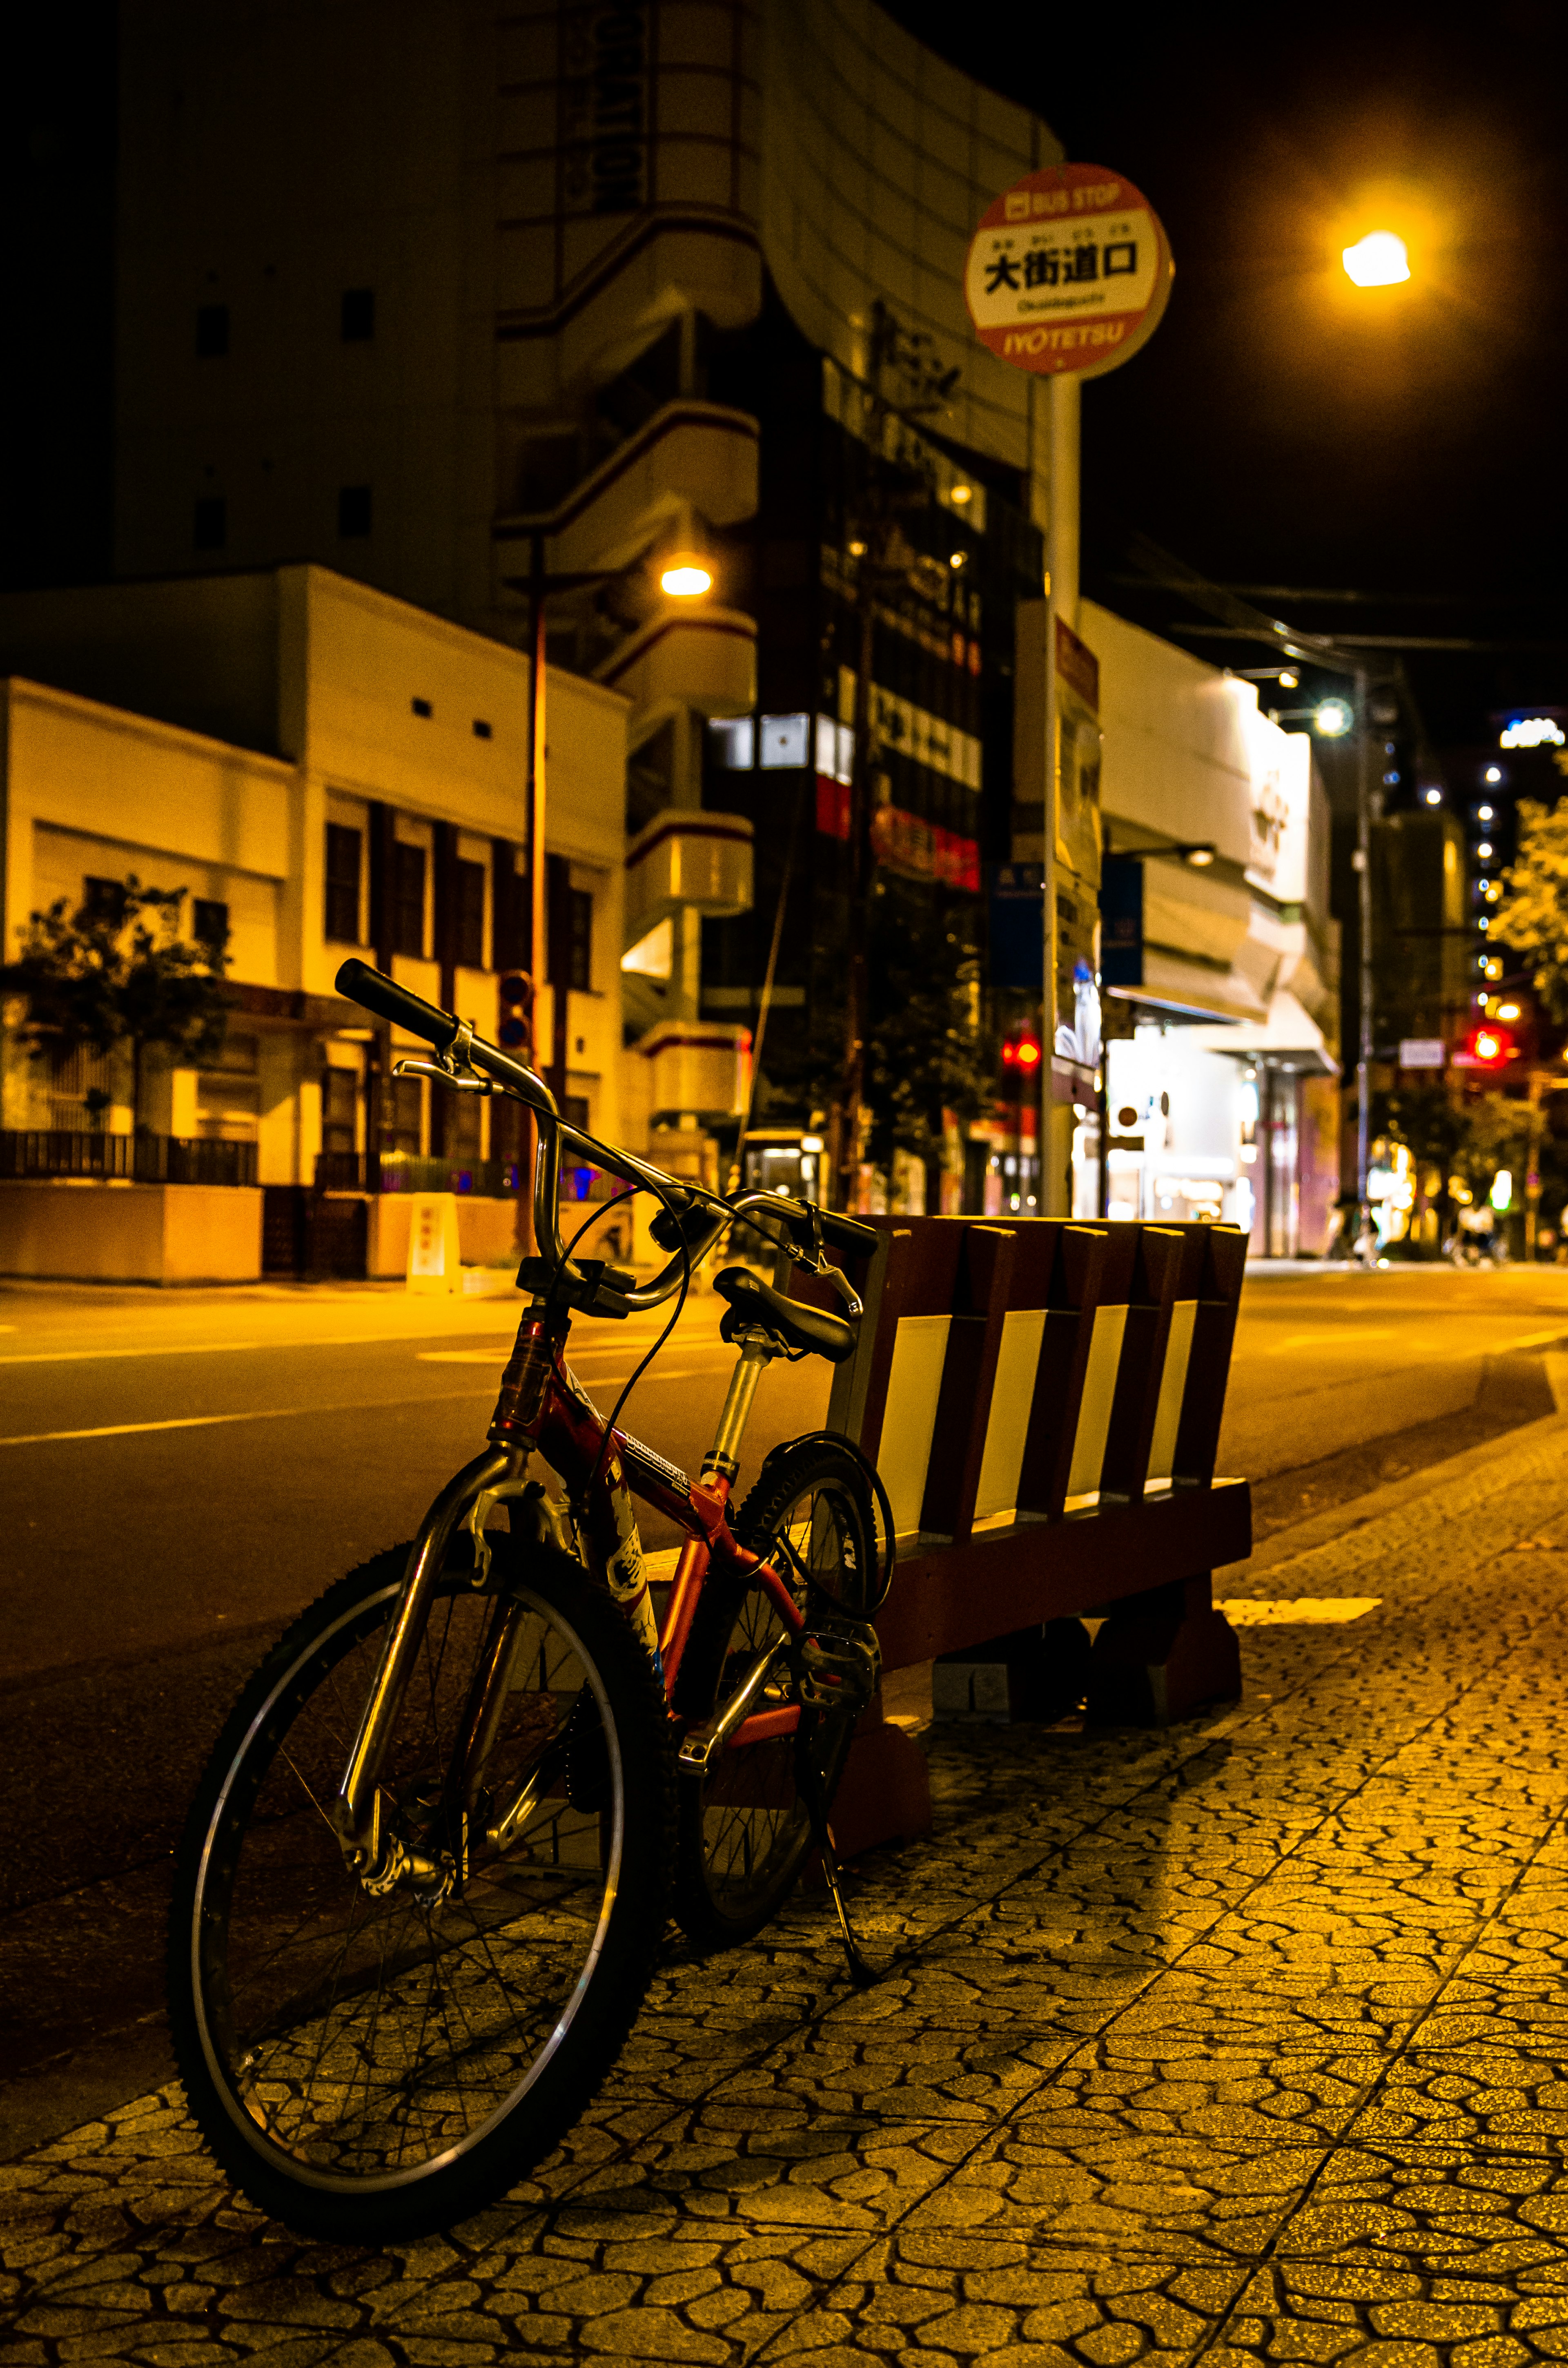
108, 0, 1073, 1201
0, 564, 627, 1279
1084, 602, 1341, 1256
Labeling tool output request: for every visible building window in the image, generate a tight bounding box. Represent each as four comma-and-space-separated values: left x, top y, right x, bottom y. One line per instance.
82, 876, 128, 925
321, 1064, 358, 1156
392, 841, 425, 959
454, 858, 486, 970
341, 287, 374, 341
193, 495, 227, 550
192, 898, 229, 955
566, 887, 592, 991
196, 1032, 260, 1142
325, 824, 362, 944
195, 303, 229, 357
338, 484, 372, 537
383, 1074, 423, 1156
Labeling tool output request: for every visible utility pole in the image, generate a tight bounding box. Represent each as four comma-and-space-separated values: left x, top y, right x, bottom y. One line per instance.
1355, 662, 1375, 1253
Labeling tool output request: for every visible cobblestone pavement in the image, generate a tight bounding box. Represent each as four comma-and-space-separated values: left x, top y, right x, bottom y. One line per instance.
11, 1416, 1568, 2366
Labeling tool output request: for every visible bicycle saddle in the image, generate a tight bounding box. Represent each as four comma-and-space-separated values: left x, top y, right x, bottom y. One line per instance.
713, 1267, 858, 1364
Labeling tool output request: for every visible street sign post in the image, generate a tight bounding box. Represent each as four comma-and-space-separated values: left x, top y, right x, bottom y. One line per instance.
964, 163, 1174, 380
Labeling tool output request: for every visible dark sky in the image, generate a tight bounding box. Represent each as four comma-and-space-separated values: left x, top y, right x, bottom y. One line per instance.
889, 0, 1568, 749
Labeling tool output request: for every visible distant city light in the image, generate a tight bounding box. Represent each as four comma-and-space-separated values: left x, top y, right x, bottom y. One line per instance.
949, 551, 968, 570
1491, 1167, 1513, 1211
1479, 804, 1495, 821
950, 484, 973, 504
1477, 842, 1493, 858
1484, 766, 1502, 784
1342, 231, 1411, 287
660, 561, 712, 598
1499, 716, 1565, 749
1278, 669, 1299, 689
1315, 697, 1354, 738
1497, 1002, 1521, 1021
1422, 787, 1441, 805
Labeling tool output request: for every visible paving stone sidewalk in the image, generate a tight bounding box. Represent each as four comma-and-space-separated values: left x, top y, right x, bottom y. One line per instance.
10, 1417, 1568, 2367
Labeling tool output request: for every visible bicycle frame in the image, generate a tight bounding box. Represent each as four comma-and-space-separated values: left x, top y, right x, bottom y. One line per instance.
328, 958, 864, 1895
332, 1271, 818, 1890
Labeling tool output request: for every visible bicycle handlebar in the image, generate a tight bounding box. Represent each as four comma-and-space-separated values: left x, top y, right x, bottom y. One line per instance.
333, 959, 877, 1311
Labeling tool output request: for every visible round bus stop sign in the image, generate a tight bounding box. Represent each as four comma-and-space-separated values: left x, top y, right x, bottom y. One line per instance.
965, 163, 1174, 377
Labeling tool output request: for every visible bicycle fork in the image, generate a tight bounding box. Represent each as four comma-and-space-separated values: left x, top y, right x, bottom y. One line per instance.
332, 1443, 530, 1898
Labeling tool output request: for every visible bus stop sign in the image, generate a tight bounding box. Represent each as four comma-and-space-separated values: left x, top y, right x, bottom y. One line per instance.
965, 162, 1174, 378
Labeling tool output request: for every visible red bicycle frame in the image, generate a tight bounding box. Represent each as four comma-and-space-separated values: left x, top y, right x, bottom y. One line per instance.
489, 1304, 806, 1749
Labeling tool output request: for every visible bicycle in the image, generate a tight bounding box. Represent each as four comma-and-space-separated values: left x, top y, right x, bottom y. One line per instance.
168, 957, 893, 2240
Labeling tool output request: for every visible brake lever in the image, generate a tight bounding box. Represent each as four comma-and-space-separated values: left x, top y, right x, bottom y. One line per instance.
392, 1018, 492, 1096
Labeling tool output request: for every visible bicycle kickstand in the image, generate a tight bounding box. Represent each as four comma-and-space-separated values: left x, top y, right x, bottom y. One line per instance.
800, 1763, 878, 1989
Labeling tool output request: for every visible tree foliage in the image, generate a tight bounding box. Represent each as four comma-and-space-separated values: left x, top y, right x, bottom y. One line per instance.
761, 876, 995, 1179
862, 877, 995, 1172
1492, 798, 1568, 1021
0, 880, 233, 1119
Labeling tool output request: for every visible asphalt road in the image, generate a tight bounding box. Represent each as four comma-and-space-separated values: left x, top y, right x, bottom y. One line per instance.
4, 1260, 1568, 2156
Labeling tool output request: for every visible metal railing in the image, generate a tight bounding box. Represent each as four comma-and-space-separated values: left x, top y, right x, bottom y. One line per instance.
0, 1130, 260, 1187
312, 1149, 619, 1200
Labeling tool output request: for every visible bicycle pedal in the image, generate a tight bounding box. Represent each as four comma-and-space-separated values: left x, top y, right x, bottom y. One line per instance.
793, 1626, 881, 1713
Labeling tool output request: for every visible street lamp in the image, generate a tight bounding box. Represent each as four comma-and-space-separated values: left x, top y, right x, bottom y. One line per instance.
659, 558, 713, 598
1342, 231, 1411, 288
1314, 697, 1354, 738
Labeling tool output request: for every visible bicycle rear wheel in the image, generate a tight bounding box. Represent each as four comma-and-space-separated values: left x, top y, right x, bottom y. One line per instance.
169, 1534, 672, 2240
674, 1439, 876, 1949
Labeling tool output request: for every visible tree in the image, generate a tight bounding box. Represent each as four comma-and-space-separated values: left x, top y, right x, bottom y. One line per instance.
1453, 1090, 1538, 1208
1491, 798, 1568, 1020
1372, 1078, 1468, 1238
762, 874, 994, 1208
1, 880, 233, 1126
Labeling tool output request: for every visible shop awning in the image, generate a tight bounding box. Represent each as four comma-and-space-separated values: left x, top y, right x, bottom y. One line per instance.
1187, 987, 1340, 1077
1106, 947, 1268, 1027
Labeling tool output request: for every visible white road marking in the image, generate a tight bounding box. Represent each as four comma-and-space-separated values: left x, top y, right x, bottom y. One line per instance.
0, 1321, 687, 1367
1264, 1329, 1394, 1353
1216, 1598, 1382, 1624
0, 1389, 494, 1447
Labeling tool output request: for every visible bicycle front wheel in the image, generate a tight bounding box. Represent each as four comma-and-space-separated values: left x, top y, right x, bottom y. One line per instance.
674, 1438, 876, 1949
169, 1535, 672, 2240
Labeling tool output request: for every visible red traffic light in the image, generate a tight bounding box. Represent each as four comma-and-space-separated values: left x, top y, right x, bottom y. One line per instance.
1468, 1024, 1514, 1066
1002, 1032, 1043, 1074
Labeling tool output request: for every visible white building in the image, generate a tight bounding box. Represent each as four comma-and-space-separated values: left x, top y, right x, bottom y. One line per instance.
0, 564, 628, 1282
1082, 602, 1341, 1256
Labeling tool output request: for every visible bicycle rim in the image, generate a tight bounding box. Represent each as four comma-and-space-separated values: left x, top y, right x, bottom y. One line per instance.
182, 1566, 629, 2199
677, 1446, 873, 1942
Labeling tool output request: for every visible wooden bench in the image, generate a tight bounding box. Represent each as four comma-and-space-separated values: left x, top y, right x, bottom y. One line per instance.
780, 1215, 1253, 1858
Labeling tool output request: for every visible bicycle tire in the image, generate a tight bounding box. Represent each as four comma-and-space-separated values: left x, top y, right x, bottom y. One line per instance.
169, 1533, 673, 2241
673, 1438, 876, 1950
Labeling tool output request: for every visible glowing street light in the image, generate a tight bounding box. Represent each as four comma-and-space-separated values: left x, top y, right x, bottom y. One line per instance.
660, 559, 713, 598
1342, 231, 1411, 288
1315, 697, 1354, 737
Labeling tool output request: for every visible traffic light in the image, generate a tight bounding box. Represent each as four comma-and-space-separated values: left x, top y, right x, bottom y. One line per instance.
1468, 1023, 1515, 1068
498, 971, 534, 1054
1002, 1030, 1043, 1078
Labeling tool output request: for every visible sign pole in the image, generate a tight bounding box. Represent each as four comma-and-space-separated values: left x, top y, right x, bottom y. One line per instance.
965, 161, 1173, 1223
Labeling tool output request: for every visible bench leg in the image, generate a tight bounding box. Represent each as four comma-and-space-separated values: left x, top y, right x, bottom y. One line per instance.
824, 1695, 934, 1862
1085, 1574, 1241, 1726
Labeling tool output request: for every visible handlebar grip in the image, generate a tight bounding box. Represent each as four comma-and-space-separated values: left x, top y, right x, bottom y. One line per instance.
816, 1209, 880, 1256
335, 958, 459, 1052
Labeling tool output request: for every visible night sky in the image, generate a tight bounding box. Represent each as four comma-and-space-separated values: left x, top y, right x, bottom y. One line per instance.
6, 4, 1564, 755
891, 0, 1568, 753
